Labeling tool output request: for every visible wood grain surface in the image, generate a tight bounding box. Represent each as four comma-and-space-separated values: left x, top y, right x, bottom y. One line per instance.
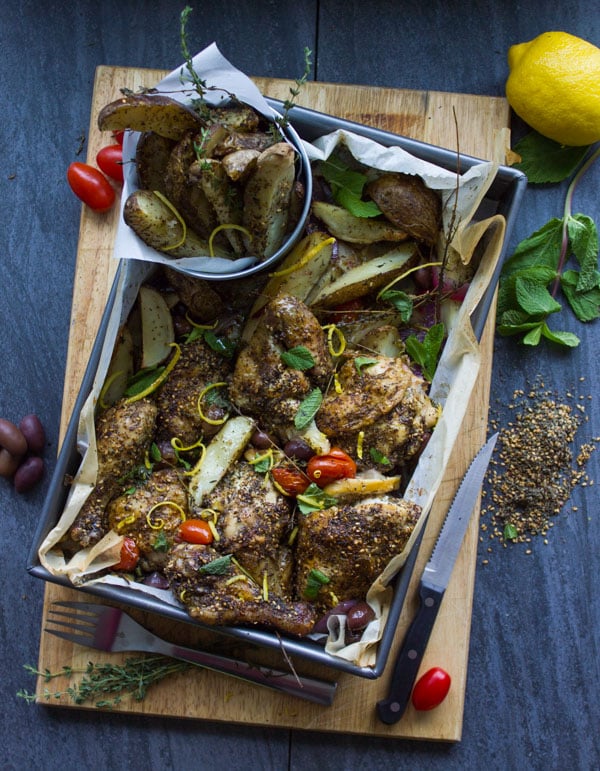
36, 65, 509, 741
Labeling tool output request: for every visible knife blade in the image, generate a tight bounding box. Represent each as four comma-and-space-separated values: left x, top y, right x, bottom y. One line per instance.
376, 432, 498, 724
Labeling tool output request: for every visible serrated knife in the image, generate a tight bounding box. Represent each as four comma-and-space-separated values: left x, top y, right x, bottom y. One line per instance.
376, 432, 498, 724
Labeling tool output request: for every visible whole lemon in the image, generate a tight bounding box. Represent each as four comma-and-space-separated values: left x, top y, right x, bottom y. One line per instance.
506, 31, 600, 146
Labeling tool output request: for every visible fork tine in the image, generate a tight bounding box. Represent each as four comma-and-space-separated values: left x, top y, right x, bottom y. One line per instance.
45, 612, 97, 636
44, 626, 97, 648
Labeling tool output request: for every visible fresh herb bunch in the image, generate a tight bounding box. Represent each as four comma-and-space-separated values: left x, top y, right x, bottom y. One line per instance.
497, 132, 600, 347
18, 656, 190, 709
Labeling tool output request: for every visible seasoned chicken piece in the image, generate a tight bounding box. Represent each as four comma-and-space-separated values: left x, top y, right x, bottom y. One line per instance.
165, 543, 316, 636
294, 497, 420, 612
66, 479, 121, 551
315, 352, 438, 470
230, 293, 333, 438
96, 398, 157, 480
163, 268, 225, 323
66, 398, 158, 549
107, 468, 188, 571
155, 337, 232, 448
203, 461, 293, 555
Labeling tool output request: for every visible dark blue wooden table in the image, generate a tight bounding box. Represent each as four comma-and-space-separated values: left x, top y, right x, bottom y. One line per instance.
2, 2, 599, 768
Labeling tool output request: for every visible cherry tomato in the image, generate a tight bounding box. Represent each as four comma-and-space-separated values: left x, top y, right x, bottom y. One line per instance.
271, 466, 310, 496
306, 447, 357, 487
111, 129, 125, 145
411, 667, 451, 711
114, 537, 140, 572
178, 518, 214, 545
67, 162, 115, 212
96, 144, 124, 182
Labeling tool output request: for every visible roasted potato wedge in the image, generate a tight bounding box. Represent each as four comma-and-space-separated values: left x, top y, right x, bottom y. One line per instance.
322, 475, 402, 499
193, 159, 245, 255
243, 142, 296, 259
164, 134, 218, 239
241, 231, 334, 342
135, 132, 176, 195
221, 149, 260, 182
138, 286, 175, 369
309, 244, 417, 308
365, 173, 441, 245
188, 416, 255, 507
123, 189, 231, 259
311, 201, 409, 244
97, 94, 203, 140
103, 326, 134, 406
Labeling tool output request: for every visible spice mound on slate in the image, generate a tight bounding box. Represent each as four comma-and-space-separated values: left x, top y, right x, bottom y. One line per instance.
480, 380, 598, 553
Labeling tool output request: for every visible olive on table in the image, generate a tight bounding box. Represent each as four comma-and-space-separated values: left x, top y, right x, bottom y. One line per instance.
0, 448, 22, 479
0, 418, 28, 458
19, 414, 46, 454
13, 456, 45, 493
251, 429, 274, 450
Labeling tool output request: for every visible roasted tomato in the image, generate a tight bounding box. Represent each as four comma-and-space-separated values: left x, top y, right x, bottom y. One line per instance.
306, 448, 357, 487
67, 162, 115, 212
178, 518, 214, 545
96, 144, 124, 182
271, 466, 310, 496
114, 537, 140, 571
411, 667, 452, 711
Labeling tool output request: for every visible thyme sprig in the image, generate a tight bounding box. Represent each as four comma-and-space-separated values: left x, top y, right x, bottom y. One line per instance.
17, 656, 190, 709
280, 47, 313, 126
179, 6, 208, 100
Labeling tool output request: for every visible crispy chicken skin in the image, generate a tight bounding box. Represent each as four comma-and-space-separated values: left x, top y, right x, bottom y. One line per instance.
203, 461, 293, 554
230, 293, 333, 437
316, 352, 438, 470
67, 398, 158, 549
165, 542, 317, 636
294, 497, 421, 612
107, 468, 188, 571
155, 337, 232, 447
96, 398, 158, 480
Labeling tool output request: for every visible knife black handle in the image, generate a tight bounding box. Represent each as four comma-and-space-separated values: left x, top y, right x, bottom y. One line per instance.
376, 580, 445, 724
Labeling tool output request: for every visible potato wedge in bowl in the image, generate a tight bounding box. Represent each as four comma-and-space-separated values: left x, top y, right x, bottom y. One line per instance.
99, 93, 311, 268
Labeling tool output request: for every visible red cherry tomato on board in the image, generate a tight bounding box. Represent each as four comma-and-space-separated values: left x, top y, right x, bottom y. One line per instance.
411, 667, 452, 711
178, 518, 214, 545
67, 162, 115, 212
306, 447, 357, 487
114, 537, 140, 572
111, 129, 125, 145
96, 144, 124, 182
271, 466, 310, 496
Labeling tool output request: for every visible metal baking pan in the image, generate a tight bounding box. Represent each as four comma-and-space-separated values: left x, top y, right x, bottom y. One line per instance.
28, 100, 527, 679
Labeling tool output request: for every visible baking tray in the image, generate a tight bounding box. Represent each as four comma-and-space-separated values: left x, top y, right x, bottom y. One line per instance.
28, 99, 526, 679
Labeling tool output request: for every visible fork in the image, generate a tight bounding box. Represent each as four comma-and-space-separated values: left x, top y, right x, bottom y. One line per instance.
45, 601, 337, 706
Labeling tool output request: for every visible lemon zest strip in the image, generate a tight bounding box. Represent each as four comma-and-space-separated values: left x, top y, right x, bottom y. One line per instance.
321, 324, 346, 357
124, 343, 181, 404
269, 236, 335, 278
208, 224, 252, 257
153, 190, 187, 251
197, 381, 229, 426
376, 261, 443, 300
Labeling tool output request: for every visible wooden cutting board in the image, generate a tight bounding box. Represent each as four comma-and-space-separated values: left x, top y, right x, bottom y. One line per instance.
36, 65, 509, 741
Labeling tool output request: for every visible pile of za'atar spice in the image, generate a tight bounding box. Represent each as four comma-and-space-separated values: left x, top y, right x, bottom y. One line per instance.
480, 379, 598, 556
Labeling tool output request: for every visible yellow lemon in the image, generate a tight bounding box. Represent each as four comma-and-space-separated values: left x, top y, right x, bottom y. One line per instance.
506, 31, 600, 146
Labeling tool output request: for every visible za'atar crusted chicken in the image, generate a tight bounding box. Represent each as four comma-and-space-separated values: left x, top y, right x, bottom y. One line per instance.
61, 270, 439, 639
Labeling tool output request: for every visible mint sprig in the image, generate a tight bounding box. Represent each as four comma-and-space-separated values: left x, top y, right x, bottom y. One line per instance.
320, 154, 382, 218
497, 137, 600, 347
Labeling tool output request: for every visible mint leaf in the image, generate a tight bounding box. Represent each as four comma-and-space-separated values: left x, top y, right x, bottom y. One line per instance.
281, 345, 315, 371
199, 554, 233, 575
354, 356, 378, 374
380, 289, 413, 322
501, 219, 564, 278
567, 214, 599, 290
405, 322, 445, 382
297, 483, 337, 514
561, 270, 600, 322
540, 324, 580, 347
514, 276, 562, 316
320, 154, 382, 218
513, 132, 590, 183
294, 388, 323, 430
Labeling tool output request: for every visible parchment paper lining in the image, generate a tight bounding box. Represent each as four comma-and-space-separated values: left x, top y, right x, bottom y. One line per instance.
38, 45, 507, 668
